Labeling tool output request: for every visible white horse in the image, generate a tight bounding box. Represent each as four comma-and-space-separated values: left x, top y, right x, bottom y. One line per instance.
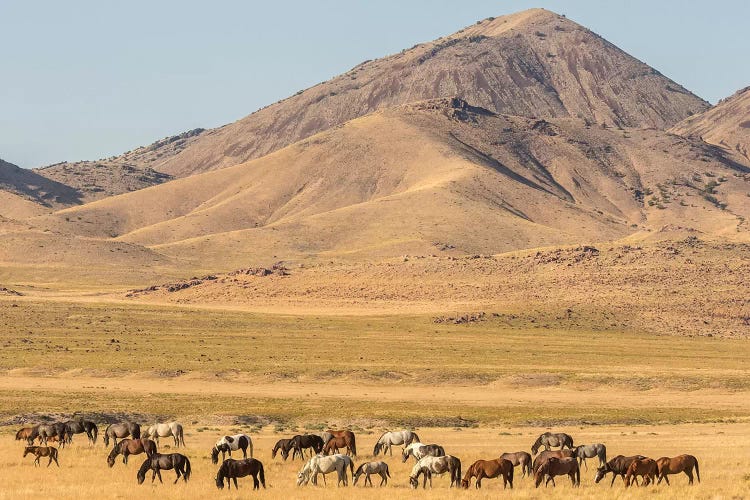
211, 434, 253, 463
297, 454, 354, 487
409, 455, 462, 489
373, 430, 421, 456
142, 422, 185, 447
402, 442, 445, 462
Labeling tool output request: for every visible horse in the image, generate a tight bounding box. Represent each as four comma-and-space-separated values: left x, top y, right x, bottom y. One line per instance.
624, 457, 658, 487
65, 419, 98, 445
297, 454, 354, 486
271, 438, 294, 460
409, 455, 462, 489
373, 430, 421, 456
402, 442, 446, 463
215, 458, 266, 490
656, 455, 700, 485
532, 449, 574, 474
595, 455, 646, 486
531, 432, 574, 455
107, 438, 157, 467
322, 430, 356, 456
211, 434, 253, 463
290, 434, 325, 459
535, 457, 580, 488
353, 461, 390, 487
571, 443, 607, 470
500, 451, 533, 478
103, 422, 140, 447
461, 458, 514, 489
23, 446, 59, 467
142, 422, 185, 448
38, 422, 72, 447
319, 431, 334, 446
136, 453, 191, 484
16, 426, 39, 446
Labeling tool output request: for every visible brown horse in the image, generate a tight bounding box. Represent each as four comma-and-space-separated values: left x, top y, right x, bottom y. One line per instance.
534, 457, 580, 488
23, 446, 59, 467
656, 455, 700, 485
461, 458, 514, 489
107, 438, 157, 467
215, 458, 266, 490
16, 426, 39, 446
532, 449, 574, 474
625, 458, 658, 487
595, 455, 646, 486
500, 451, 532, 478
322, 430, 357, 456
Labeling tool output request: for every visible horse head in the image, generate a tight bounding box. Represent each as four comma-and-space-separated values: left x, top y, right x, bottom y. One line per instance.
594, 465, 607, 483
409, 475, 419, 489
401, 447, 411, 463
281, 447, 290, 460
373, 442, 381, 456
210, 446, 220, 464
460, 478, 470, 489
215, 474, 224, 489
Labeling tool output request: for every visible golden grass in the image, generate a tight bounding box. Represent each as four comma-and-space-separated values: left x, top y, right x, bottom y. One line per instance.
0, 423, 748, 499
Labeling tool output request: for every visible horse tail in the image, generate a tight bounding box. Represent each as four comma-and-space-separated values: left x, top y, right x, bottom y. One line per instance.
350, 434, 357, 456
694, 458, 700, 483
412, 432, 420, 444
385, 463, 391, 478
184, 456, 191, 481
258, 461, 266, 488
91, 425, 98, 444
508, 461, 514, 486
178, 427, 185, 447
248, 436, 254, 458
454, 458, 462, 487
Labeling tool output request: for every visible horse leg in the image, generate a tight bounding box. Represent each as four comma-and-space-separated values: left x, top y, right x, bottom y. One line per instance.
242, 446, 247, 459
47, 455, 53, 467
663, 473, 671, 485
233, 477, 239, 489
174, 468, 181, 484
685, 469, 693, 484
476, 471, 484, 489
34, 456, 40, 467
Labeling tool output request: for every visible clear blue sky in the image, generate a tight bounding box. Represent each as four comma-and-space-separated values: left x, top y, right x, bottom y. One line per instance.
2, 0, 748, 168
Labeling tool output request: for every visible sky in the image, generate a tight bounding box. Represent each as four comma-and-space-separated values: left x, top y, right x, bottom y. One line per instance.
2, 0, 748, 168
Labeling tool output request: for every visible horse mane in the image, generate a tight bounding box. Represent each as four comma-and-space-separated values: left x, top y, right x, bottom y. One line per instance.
354, 463, 366, 475
137, 457, 151, 478
377, 431, 388, 443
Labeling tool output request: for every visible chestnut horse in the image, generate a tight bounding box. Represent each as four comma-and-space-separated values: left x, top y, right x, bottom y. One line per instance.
595, 455, 645, 487
534, 457, 580, 488
500, 451, 532, 478
107, 438, 157, 467
322, 430, 357, 456
532, 449, 574, 474
16, 426, 39, 446
23, 446, 59, 467
461, 458, 514, 489
625, 458, 658, 487
656, 455, 700, 485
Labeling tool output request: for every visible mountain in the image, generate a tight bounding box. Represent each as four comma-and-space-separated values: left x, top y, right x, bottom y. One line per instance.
671, 86, 750, 163
144, 8, 708, 177
24, 98, 748, 272
0, 158, 83, 217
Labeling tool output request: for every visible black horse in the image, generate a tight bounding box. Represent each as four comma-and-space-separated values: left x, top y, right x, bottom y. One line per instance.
290, 434, 325, 460
215, 458, 266, 490
65, 419, 98, 445
137, 453, 191, 484
271, 438, 294, 460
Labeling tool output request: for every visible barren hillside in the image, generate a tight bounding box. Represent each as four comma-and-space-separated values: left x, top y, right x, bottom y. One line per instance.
0, 158, 82, 216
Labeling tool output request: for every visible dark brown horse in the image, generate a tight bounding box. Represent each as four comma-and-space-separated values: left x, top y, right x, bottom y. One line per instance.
625, 458, 658, 487
65, 419, 98, 445
290, 434, 325, 459
500, 451, 532, 478
271, 438, 294, 460
107, 438, 157, 467
595, 455, 646, 486
137, 453, 191, 484
16, 426, 39, 446
38, 422, 72, 447
534, 457, 580, 488
23, 446, 59, 467
215, 458, 266, 490
461, 458, 514, 489
322, 430, 357, 456
532, 449, 574, 474
656, 455, 700, 485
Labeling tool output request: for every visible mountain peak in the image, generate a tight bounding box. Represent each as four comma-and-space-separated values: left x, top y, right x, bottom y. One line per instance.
457, 8, 565, 38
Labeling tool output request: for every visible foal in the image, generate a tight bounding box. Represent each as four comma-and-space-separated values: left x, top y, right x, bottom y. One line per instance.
23, 446, 59, 467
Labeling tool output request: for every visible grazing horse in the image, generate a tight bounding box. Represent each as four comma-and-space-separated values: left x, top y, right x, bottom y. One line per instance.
107, 438, 157, 467
656, 455, 700, 485
531, 432, 574, 455
211, 434, 253, 463
38, 422, 72, 447
136, 453, 191, 484
461, 458, 514, 489
535, 457, 580, 488
271, 438, 295, 460
409, 455, 462, 489
322, 430, 357, 456
297, 454, 354, 486
23, 446, 59, 467
65, 419, 98, 445
215, 458, 266, 490
16, 426, 39, 446
373, 430, 421, 456
595, 455, 646, 486
290, 434, 325, 459
142, 422, 185, 448
104, 422, 140, 447
500, 451, 533, 478
625, 458, 658, 487
353, 461, 390, 487
571, 443, 607, 470
402, 442, 446, 463
532, 449, 574, 474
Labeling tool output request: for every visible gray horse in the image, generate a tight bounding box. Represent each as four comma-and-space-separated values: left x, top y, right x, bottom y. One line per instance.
531, 432, 574, 455
104, 422, 141, 447
38, 422, 72, 447
65, 419, 98, 445
571, 443, 606, 470
373, 430, 421, 456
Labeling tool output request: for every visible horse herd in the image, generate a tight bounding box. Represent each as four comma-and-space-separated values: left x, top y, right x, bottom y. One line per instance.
14, 422, 701, 491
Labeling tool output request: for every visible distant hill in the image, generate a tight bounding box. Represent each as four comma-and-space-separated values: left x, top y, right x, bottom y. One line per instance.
0, 158, 82, 217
